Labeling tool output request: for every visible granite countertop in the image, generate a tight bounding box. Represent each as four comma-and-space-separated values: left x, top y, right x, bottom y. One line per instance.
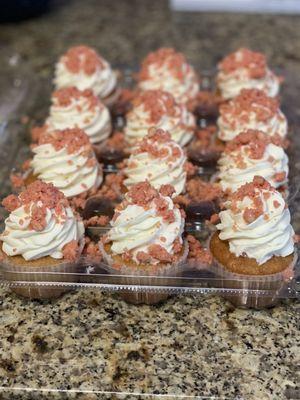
0, 1, 300, 399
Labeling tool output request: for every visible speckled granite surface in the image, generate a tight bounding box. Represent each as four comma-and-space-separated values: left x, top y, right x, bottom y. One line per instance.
0, 289, 299, 400
0, 1, 300, 399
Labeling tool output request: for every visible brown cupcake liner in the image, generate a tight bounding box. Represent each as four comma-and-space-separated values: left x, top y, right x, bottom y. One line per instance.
99, 241, 189, 305
208, 237, 297, 309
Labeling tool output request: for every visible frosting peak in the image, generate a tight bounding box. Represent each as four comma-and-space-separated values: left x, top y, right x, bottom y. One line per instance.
217, 48, 280, 100
217, 176, 294, 264
124, 128, 187, 196
125, 90, 195, 146
31, 128, 103, 198
54, 46, 117, 99
106, 181, 185, 264
47, 87, 112, 144
138, 48, 199, 104
218, 130, 288, 193
1, 181, 85, 261
217, 88, 287, 141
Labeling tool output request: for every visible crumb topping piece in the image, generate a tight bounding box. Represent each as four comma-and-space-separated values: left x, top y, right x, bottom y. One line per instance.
62, 45, 104, 75
139, 47, 193, 82
187, 235, 213, 265
132, 128, 183, 161
220, 88, 279, 125
131, 90, 180, 124
219, 48, 267, 79
37, 128, 91, 154
224, 129, 284, 160
230, 176, 280, 224
2, 181, 69, 232
52, 86, 100, 110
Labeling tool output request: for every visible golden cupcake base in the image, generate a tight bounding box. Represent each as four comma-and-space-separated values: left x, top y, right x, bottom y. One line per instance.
100, 242, 188, 305
209, 232, 297, 309
1, 250, 81, 300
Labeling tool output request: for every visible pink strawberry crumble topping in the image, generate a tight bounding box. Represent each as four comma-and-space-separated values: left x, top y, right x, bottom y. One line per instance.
52, 86, 100, 110
139, 48, 195, 82
62, 45, 104, 75
131, 90, 179, 124
219, 48, 267, 79
37, 128, 91, 154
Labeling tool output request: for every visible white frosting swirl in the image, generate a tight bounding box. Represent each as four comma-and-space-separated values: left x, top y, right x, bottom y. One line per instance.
1, 202, 84, 261
139, 63, 199, 104
138, 48, 199, 104
218, 109, 287, 142
31, 143, 102, 198
125, 93, 195, 147
217, 68, 279, 100
47, 90, 112, 144
217, 186, 294, 264
218, 143, 289, 192
54, 48, 117, 99
108, 195, 184, 264
124, 135, 187, 196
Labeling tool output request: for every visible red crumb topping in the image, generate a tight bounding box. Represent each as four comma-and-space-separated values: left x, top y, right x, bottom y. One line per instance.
127, 181, 158, 207
62, 239, 81, 261
220, 89, 279, 126
274, 171, 286, 182
31, 124, 49, 142
22, 159, 31, 171
2, 181, 72, 232
210, 214, 220, 225
10, 173, 25, 189
52, 87, 100, 110
84, 215, 109, 227
172, 237, 183, 254
187, 235, 212, 265
184, 162, 197, 177
62, 45, 105, 75
273, 200, 281, 208
83, 237, 102, 259
224, 129, 284, 160
94, 173, 124, 202
131, 90, 180, 124
2, 194, 21, 212
186, 178, 222, 202
136, 251, 152, 263
159, 184, 176, 198
148, 244, 173, 263
139, 47, 196, 82
29, 204, 47, 231
38, 128, 92, 154
219, 48, 267, 79
193, 126, 224, 153
104, 131, 128, 152
133, 128, 183, 161
230, 176, 277, 224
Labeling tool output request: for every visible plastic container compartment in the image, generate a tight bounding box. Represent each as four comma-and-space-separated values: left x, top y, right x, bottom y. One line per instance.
0, 55, 300, 312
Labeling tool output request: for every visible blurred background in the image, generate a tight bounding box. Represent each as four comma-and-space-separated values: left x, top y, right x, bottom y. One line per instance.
0, 0, 300, 77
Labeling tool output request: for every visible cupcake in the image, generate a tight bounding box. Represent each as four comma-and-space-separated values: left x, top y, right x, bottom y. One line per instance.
210, 176, 296, 308
30, 128, 103, 199
100, 181, 188, 304
46, 87, 112, 144
217, 48, 280, 100
0, 181, 85, 299
124, 90, 195, 147
217, 89, 287, 142
123, 128, 187, 197
217, 130, 288, 194
137, 48, 199, 105
54, 45, 119, 106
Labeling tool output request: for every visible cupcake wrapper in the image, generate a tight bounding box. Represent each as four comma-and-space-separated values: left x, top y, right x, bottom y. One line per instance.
99, 241, 189, 305
209, 250, 297, 309
1, 256, 83, 300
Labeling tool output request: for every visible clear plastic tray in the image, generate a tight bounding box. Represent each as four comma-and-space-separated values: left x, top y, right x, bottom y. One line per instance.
0, 54, 300, 310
